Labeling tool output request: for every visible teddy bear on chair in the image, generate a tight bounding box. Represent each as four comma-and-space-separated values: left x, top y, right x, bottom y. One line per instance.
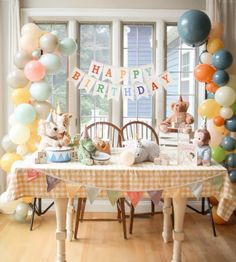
159, 96, 194, 134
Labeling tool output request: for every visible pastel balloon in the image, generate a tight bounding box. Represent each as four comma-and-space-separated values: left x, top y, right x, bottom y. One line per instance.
26, 137, 39, 152
40, 53, 61, 74
30, 80, 52, 101
1, 135, 17, 153
14, 50, 32, 69
206, 82, 219, 93
21, 23, 42, 37
8, 114, 15, 126
19, 34, 39, 54
208, 120, 224, 147
215, 86, 236, 106
221, 136, 236, 151
225, 115, 236, 132
24, 60, 46, 82
209, 22, 224, 38
212, 146, 226, 163
9, 125, 30, 145
207, 38, 224, 54
212, 49, 233, 70
0, 153, 22, 172
213, 70, 229, 86
32, 49, 42, 60
226, 153, 236, 168
14, 103, 36, 125
11, 88, 31, 105
177, 10, 211, 46
33, 101, 53, 119
40, 33, 58, 53
213, 116, 224, 127
220, 107, 233, 119
15, 202, 29, 222
16, 144, 28, 156
59, 38, 77, 55
199, 52, 212, 64
229, 170, 236, 183
198, 99, 221, 119
0, 192, 22, 214
7, 69, 29, 89
194, 64, 216, 83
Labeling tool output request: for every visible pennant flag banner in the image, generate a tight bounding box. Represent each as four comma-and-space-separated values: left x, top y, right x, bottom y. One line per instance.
86, 186, 101, 204
69, 60, 172, 101
27, 169, 41, 182
188, 181, 203, 198
147, 190, 163, 206
107, 190, 121, 206
127, 191, 144, 208
46, 176, 61, 192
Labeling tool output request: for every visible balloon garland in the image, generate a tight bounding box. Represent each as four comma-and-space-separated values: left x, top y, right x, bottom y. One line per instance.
178, 10, 235, 183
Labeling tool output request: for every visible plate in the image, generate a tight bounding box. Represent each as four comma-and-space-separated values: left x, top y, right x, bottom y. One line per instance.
92, 152, 111, 161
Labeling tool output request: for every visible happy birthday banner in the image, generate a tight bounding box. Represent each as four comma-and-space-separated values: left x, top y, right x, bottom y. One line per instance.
69, 60, 172, 101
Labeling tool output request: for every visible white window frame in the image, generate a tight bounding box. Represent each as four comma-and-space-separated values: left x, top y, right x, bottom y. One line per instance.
21, 8, 206, 133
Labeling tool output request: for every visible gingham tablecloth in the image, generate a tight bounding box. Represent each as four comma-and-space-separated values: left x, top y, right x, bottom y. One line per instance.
6, 153, 236, 221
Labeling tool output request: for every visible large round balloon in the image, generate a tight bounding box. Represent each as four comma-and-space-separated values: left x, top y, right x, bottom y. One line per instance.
215, 86, 236, 107
7, 69, 29, 89
212, 146, 226, 162
39, 53, 61, 74
194, 64, 216, 83
229, 170, 236, 183
14, 103, 36, 125
213, 70, 229, 86
0, 153, 22, 172
220, 107, 233, 119
206, 81, 219, 93
14, 50, 32, 69
212, 49, 233, 70
30, 80, 52, 101
199, 51, 212, 64
11, 88, 31, 105
1, 135, 17, 153
24, 60, 46, 82
14, 202, 29, 222
33, 101, 53, 119
21, 23, 42, 38
177, 10, 211, 46
40, 33, 58, 53
59, 38, 77, 55
221, 136, 236, 151
226, 153, 236, 168
225, 115, 236, 132
19, 35, 39, 54
9, 125, 30, 145
198, 99, 221, 119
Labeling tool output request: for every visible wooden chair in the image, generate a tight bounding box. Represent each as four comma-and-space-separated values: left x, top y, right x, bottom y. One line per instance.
74, 122, 127, 239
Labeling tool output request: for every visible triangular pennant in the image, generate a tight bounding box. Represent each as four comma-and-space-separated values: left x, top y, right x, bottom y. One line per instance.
188, 182, 203, 198
130, 68, 143, 84
211, 176, 223, 191
66, 183, 81, 198
134, 83, 149, 99
68, 67, 85, 87
142, 64, 155, 81
160, 71, 171, 88
27, 169, 41, 182
86, 187, 101, 204
102, 64, 115, 82
147, 190, 162, 206
107, 84, 121, 101
107, 190, 121, 206
127, 191, 143, 208
46, 175, 61, 192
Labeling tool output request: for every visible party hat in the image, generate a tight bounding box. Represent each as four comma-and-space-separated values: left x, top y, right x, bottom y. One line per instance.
178, 95, 183, 102
56, 103, 62, 114
46, 111, 53, 122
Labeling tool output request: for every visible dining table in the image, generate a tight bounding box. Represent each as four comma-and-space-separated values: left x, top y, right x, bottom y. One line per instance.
5, 150, 236, 262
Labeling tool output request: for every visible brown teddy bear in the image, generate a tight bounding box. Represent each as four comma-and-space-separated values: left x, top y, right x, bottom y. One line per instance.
160, 96, 194, 133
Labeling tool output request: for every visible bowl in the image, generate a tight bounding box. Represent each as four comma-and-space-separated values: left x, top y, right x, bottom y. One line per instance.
46, 147, 72, 163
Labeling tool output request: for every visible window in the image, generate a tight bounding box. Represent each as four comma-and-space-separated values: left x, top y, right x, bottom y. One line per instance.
79, 24, 111, 130
37, 23, 68, 112
165, 25, 198, 123
122, 24, 155, 125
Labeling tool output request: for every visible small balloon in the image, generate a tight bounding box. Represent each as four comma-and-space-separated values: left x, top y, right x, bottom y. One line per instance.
229, 170, 236, 183
199, 51, 212, 64
24, 60, 46, 82
212, 49, 233, 70
59, 38, 77, 55
1, 135, 17, 153
19, 34, 39, 54
198, 99, 221, 119
11, 88, 31, 105
206, 81, 219, 93
14, 103, 36, 125
39, 53, 61, 74
213, 70, 229, 86
33, 101, 53, 119
209, 22, 224, 38
212, 146, 226, 163
30, 80, 52, 101
221, 136, 236, 151
9, 125, 30, 145
0, 153, 22, 173
32, 49, 42, 60
225, 115, 236, 132
7, 69, 29, 89
14, 50, 32, 69
220, 107, 233, 119
14, 202, 29, 222
213, 116, 224, 127
207, 38, 224, 54
194, 64, 216, 83
215, 86, 236, 107
40, 33, 58, 53
226, 153, 236, 168
21, 23, 42, 37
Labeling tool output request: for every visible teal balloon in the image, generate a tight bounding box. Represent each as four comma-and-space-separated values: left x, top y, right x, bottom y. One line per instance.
229, 171, 236, 183
14, 103, 36, 125
225, 115, 236, 132
177, 10, 211, 46
213, 70, 229, 86
226, 153, 236, 168
39, 53, 61, 74
30, 80, 52, 101
212, 49, 233, 70
221, 136, 236, 151
14, 202, 28, 222
59, 38, 77, 56
212, 146, 226, 163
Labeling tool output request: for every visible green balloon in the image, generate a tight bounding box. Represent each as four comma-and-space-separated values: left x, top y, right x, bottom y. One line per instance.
40, 53, 61, 74
212, 146, 226, 163
14, 103, 36, 125
59, 38, 77, 56
30, 80, 52, 101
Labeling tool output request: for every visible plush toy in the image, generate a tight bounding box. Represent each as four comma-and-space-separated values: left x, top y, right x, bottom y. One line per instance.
160, 96, 194, 133
77, 127, 97, 165
194, 128, 211, 166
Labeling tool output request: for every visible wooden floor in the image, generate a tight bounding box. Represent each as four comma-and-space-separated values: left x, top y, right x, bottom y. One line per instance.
0, 211, 236, 262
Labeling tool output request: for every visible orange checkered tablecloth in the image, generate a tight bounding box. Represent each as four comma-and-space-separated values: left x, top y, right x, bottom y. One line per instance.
6, 153, 236, 221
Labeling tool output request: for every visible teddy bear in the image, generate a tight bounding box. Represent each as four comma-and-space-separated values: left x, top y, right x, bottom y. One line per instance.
159, 96, 194, 134
194, 128, 211, 166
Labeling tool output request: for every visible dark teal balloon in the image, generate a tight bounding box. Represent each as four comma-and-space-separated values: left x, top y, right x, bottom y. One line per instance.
225, 116, 236, 132
177, 10, 211, 46
226, 153, 236, 168
221, 136, 236, 151
212, 49, 233, 70
229, 171, 236, 183
213, 70, 229, 86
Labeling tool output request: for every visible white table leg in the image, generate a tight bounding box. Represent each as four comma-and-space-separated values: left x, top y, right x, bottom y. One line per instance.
171, 197, 187, 262
54, 198, 68, 262
66, 198, 74, 241
162, 197, 173, 243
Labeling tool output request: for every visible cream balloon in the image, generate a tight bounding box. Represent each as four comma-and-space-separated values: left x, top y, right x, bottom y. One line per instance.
120, 150, 135, 166
40, 33, 58, 53
8, 114, 15, 126
33, 101, 53, 119
20, 34, 39, 54
16, 144, 28, 156
9, 125, 30, 145
1, 135, 17, 153
215, 86, 236, 106
21, 23, 42, 38
207, 120, 224, 147
220, 107, 234, 119
14, 50, 32, 69
200, 52, 212, 64
7, 69, 29, 89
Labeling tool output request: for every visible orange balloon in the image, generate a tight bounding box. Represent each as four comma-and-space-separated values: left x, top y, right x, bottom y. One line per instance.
194, 64, 216, 83
213, 116, 225, 127
206, 81, 219, 93
207, 38, 224, 54
209, 22, 224, 39
215, 125, 230, 136
212, 206, 226, 225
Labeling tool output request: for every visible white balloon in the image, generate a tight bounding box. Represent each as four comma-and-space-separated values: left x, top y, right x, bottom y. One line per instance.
1, 135, 17, 152
215, 86, 236, 106
8, 114, 15, 126
9, 124, 30, 145
200, 52, 212, 65
16, 144, 28, 156
220, 107, 234, 119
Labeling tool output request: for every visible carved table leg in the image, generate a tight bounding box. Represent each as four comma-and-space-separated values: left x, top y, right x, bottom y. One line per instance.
54, 198, 68, 262
66, 198, 74, 241
162, 197, 173, 243
171, 197, 187, 262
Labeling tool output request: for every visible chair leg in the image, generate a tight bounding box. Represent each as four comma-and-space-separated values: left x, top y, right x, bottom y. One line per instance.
120, 198, 127, 239
117, 200, 121, 222
80, 198, 87, 222
30, 198, 37, 231
171, 200, 174, 228
151, 201, 155, 216
207, 198, 217, 237
129, 204, 135, 235
74, 198, 83, 240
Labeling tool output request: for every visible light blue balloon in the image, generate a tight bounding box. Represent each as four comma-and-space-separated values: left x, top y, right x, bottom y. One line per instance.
30, 80, 52, 101
213, 70, 229, 86
40, 53, 61, 74
212, 49, 233, 70
221, 136, 236, 151
59, 38, 77, 56
14, 103, 36, 125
